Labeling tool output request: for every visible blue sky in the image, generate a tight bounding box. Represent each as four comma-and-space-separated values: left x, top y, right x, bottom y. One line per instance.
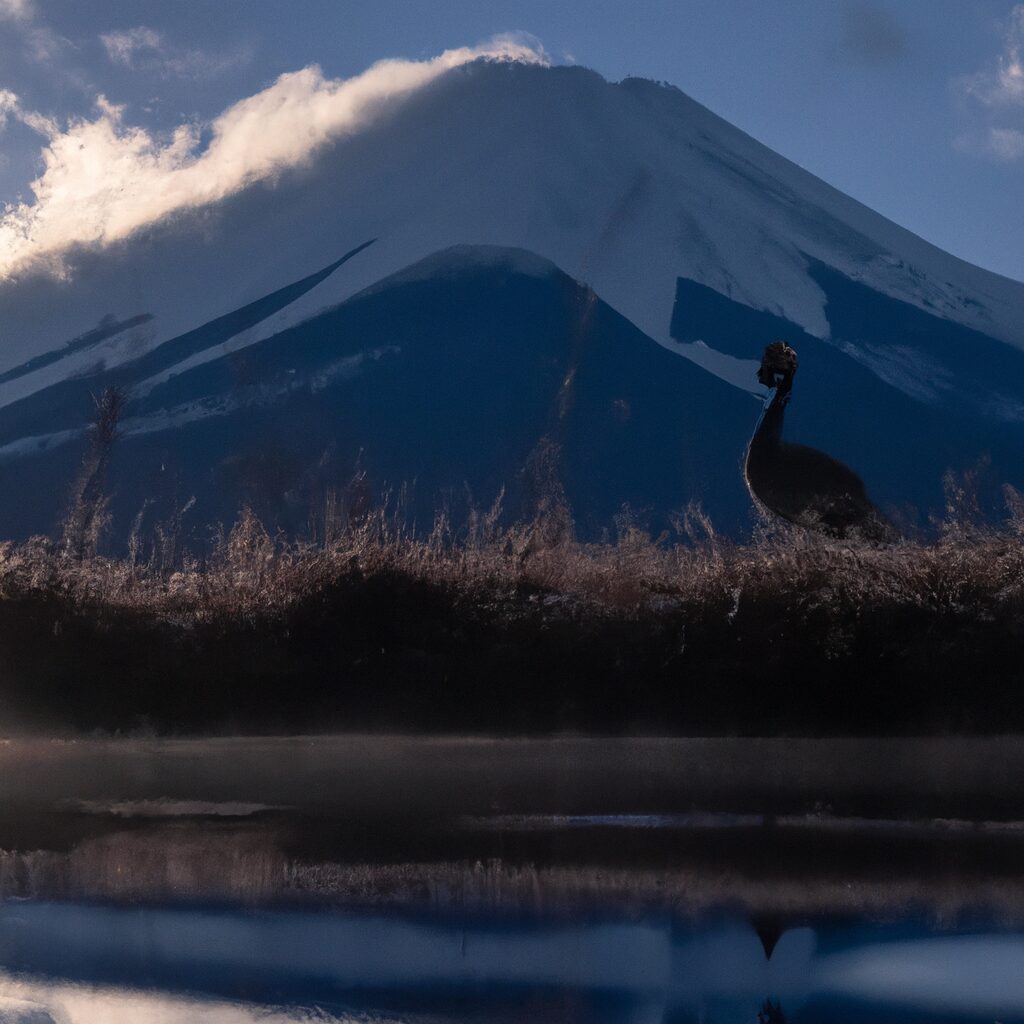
1, 0, 1022, 281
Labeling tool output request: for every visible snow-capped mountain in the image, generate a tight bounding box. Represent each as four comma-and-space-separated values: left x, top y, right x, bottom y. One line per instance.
1, 56, 1023, 541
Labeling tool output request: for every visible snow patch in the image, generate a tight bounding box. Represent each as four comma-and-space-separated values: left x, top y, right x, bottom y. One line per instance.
670, 340, 765, 396
0, 347, 399, 461
0, 427, 82, 463
837, 341, 954, 404
1, 57, 1023, 418
309, 345, 400, 392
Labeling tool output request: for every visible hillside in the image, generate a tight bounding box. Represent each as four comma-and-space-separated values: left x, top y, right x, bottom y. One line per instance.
1, 58, 1023, 540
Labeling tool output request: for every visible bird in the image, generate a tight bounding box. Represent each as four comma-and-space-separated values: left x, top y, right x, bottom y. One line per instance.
744, 341, 892, 540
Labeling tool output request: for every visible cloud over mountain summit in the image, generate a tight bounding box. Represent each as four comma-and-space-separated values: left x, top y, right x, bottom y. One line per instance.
0, 35, 547, 281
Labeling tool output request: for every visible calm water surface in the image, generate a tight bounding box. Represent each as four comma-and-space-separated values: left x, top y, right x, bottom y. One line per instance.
1, 904, 1022, 1023
1, 735, 1023, 1022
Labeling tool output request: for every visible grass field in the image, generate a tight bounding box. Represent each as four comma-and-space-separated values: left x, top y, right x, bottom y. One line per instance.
1, 487, 1023, 733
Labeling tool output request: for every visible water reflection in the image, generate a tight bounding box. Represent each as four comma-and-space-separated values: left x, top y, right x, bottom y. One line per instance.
757, 998, 786, 1023
1, 903, 1022, 1023
3, 737, 1024, 1021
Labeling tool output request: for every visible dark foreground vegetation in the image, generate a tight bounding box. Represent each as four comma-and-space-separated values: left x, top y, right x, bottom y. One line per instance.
3, 475, 1024, 734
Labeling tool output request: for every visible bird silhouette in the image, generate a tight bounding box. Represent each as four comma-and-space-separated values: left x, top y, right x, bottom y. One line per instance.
745, 341, 892, 540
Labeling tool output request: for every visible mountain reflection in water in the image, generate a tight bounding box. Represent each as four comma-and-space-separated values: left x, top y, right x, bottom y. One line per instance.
3, 737, 1024, 1022
1, 903, 1023, 1023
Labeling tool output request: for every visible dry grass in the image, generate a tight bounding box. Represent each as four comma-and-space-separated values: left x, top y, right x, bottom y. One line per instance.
2, 488, 1024, 631
1, 476, 1023, 734
7, 827, 1024, 924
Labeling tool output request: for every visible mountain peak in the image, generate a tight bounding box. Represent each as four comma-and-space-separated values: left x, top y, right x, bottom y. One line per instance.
1, 45, 1024, 543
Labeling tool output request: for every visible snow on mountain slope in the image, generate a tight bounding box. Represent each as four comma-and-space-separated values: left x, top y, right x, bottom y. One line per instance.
1, 245, 1021, 546
1, 53, 1024, 540
0, 248, 762, 541
1, 55, 1023, 412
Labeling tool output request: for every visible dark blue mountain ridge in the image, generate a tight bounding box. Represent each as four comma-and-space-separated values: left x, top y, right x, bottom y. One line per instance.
0, 240, 375, 447
671, 268, 1024, 528
2, 57, 1024, 545
1, 243, 1023, 545
0, 246, 758, 542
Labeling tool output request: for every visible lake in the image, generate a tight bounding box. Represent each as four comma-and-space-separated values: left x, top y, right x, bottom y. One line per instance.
1, 735, 1024, 1021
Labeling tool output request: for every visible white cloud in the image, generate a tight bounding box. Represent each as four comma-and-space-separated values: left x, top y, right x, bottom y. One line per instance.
26, 25, 68, 64
100, 26, 163, 68
0, 0, 32, 22
988, 125, 1024, 158
0, 89, 55, 137
966, 4, 1024, 106
0, 35, 548, 281
0, 88, 18, 128
101, 25, 250, 79
955, 4, 1024, 159
0, 0, 73, 69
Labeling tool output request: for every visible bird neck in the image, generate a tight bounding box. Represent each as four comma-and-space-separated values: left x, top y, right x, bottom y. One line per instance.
753, 386, 790, 451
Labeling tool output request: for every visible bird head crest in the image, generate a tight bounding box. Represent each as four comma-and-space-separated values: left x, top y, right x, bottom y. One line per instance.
757, 341, 798, 390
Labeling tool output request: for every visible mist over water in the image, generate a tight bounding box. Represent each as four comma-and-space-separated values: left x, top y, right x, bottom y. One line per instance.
3, 736, 1024, 1022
